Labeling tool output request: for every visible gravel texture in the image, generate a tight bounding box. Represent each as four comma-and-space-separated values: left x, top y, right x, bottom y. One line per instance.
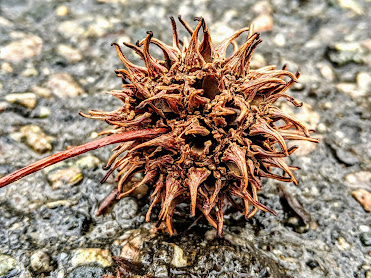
0, 0, 370, 277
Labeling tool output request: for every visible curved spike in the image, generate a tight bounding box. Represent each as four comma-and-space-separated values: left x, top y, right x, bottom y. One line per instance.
195, 17, 215, 62
170, 16, 181, 50
142, 31, 168, 78
215, 27, 250, 58
178, 15, 194, 35
183, 18, 205, 69
117, 169, 157, 199
250, 118, 289, 156
223, 33, 262, 76
186, 167, 211, 216
111, 43, 147, 81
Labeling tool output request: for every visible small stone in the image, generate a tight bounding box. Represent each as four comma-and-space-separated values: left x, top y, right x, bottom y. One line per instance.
205, 229, 217, 241
116, 229, 144, 261
273, 33, 286, 47
30, 250, 52, 273
20, 125, 55, 153
47, 165, 83, 190
336, 82, 365, 98
5, 93, 37, 109
356, 72, 371, 92
32, 86, 52, 98
360, 232, 371, 246
85, 17, 113, 37
345, 171, 371, 190
318, 63, 335, 81
317, 123, 327, 133
1, 62, 13, 73
37, 107, 51, 118
122, 173, 149, 199
71, 248, 113, 268
338, 0, 364, 15
352, 189, 371, 212
21, 67, 39, 77
0, 35, 43, 63
328, 42, 365, 66
58, 21, 85, 40
114, 197, 138, 228
56, 5, 69, 17
67, 266, 106, 278
251, 14, 273, 33
47, 73, 84, 98
76, 155, 100, 169
56, 44, 82, 63
152, 264, 168, 278
0, 254, 16, 275
280, 103, 319, 130
170, 244, 187, 267
337, 237, 351, 250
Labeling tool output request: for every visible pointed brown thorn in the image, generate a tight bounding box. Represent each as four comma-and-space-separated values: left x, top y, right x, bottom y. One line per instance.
170, 16, 181, 50
111, 43, 148, 81
96, 188, 119, 216
183, 18, 205, 69
250, 118, 289, 156
178, 15, 194, 35
222, 143, 250, 190
214, 27, 250, 58
195, 17, 215, 63
0, 128, 169, 188
142, 31, 168, 79
186, 167, 211, 216
223, 33, 262, 76
117, 169, 157, 199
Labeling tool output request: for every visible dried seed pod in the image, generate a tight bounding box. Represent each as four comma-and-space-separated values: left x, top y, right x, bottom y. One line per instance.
0, 17, 319, 237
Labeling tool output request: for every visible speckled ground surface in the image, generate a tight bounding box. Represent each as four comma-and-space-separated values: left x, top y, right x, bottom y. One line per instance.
0, 0, 370, 277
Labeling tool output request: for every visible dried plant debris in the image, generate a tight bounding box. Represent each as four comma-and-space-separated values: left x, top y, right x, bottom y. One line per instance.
0, 16, 319, 236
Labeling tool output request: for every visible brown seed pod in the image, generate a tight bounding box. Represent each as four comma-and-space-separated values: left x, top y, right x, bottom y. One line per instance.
0, 17, 319, 237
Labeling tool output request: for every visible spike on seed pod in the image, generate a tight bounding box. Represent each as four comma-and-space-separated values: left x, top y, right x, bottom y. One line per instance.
0, 17, 319, 237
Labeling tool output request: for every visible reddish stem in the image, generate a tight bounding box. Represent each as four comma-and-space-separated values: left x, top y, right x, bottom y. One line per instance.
0, 128, 168, 188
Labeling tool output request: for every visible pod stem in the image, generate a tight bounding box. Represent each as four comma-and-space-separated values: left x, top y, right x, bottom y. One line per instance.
0, 128, 169, 188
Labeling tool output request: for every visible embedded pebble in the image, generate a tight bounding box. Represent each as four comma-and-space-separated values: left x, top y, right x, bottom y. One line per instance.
356, 72, 371, 92
56, 5, 69, 17
21, 67, 38, 77
273, 33, 286, 46
67, 266, 106, 278
47, 165, 83, 189
337, 237, 351, 250
30, 250, 52, 273
122, 173, 149, 199
20, 125, 55, 153
170, 243, 187, 267
0, 35, 43, 63
360, 232, 371, 246
1, 62, 13, 73
336, 82, 365, 98
47, 73, 84, 98
337, 0, 364, 15
318, 63, 335, 81
113, 197, 138, 228
76, 155, 100, 169
58, 21, 85, 40
0, 254, 16, 275
250, 53, 266, 69
345, 171, 371, 190
5, 93, 37, 109
251, 14, 273, 33
32, 86, 52, 98
57, 44, 82, 63
351, 189, 371, 212
71, 248, 113, 267
328, 42, 365, 65
85, 17, 113, 37
280, 103, 320, 129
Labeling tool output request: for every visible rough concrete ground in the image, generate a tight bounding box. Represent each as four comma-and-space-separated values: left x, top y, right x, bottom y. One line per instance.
0, 0, 370, 277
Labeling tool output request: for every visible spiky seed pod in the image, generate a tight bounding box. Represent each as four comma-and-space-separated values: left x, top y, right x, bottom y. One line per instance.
0, 17, 319, 237
81, 17, 318, 236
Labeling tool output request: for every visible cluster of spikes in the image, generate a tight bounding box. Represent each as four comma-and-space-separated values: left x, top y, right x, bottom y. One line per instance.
0, 16, 318, 237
